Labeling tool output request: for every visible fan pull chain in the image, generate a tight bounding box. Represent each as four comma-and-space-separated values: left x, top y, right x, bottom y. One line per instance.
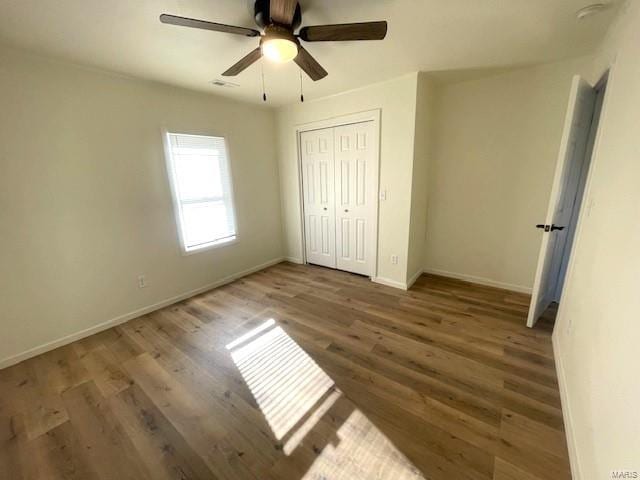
261, 62, 267, 102
299, 71, 305, 103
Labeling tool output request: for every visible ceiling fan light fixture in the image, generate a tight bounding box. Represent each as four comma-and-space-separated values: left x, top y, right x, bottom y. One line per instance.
262, 37, 298, 62
260, 24, 298, 63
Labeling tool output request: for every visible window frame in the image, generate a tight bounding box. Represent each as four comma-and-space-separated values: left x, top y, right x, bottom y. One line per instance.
163, 130, 239, 255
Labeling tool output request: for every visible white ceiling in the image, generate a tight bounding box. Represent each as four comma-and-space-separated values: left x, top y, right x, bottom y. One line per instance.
0, 0, 620, 106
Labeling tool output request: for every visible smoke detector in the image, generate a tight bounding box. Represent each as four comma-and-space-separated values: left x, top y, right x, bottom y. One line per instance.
576, 3, 607, 20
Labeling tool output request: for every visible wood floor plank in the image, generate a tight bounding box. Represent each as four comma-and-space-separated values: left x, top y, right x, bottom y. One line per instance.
10, 360, 69, 441
103, 326, 146, 363
28, 421, 100, 480
122, 353, 248, 478
493, 457, 547, 480
503, 375, 562, 409
61, 381, 152, 480
78, 345, 132, 398
108, 384, 215, 480
0, 262, 571, 479
500, 409, 569, 458
325, 341, 503, 430
0, 414, 32, 480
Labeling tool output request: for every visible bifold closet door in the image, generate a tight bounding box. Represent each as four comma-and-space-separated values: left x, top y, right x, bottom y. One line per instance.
300, 128, 336, 268
334, 121, 375, 276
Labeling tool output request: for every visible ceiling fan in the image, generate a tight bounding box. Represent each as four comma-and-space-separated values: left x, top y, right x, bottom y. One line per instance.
160, 0, 388, 81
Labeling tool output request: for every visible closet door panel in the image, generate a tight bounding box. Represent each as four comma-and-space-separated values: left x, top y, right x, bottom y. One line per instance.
334, 122, 375, 276
301, 129, 336, 268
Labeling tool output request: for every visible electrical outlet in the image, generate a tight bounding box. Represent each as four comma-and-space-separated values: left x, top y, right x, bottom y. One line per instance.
138, 275, 147, 289
391, 255, 398, 265
379, 190, 387, 201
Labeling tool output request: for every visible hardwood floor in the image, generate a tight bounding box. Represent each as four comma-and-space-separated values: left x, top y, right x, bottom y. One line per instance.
0, 262, 570, 479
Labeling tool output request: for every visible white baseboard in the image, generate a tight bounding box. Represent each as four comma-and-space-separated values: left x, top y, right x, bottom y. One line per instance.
284, 256, 304, 264
422, 267, 532, 294
552, 333, 581, 480
373, 269, 423, 291
0, 257, 286, 370
372, 276, 408, 290
406, 269, 424, 290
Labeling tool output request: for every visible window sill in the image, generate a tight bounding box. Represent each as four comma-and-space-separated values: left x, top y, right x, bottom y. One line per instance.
183, 236, 238, 256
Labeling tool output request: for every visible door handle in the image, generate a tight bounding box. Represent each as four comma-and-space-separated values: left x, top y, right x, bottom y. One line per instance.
536, 224, 551, 232
344, 209, 349, 213
323, 207, 327, 211
551, 224, 565, 232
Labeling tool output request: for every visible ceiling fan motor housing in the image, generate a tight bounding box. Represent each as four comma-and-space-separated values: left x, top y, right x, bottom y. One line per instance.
261, 24, 298, 45
254, 0, 302, 29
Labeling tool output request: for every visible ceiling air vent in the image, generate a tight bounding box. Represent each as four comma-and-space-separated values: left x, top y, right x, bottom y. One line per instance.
576, 3, 607, 20
210, 79, 240, 88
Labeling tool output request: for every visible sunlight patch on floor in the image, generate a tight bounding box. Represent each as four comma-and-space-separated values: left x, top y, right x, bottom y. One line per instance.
227, 318, 425, 478
225, 318, 275, 350
228, 320, 334, 440
303, 409, 425, 479
283, 386, 341, 455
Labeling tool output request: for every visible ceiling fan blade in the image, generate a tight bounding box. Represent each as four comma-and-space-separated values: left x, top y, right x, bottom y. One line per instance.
294, 46, 328, 81
270, 0, 298, 25
298, 21, 387, 42
222, 48, 263, 76
160, 14, 260, 37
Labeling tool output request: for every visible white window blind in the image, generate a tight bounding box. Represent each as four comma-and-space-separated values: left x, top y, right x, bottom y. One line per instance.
166, 133, 237, 252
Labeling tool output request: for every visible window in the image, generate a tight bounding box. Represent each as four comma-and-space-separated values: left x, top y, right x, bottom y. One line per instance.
165, 132, 237, 253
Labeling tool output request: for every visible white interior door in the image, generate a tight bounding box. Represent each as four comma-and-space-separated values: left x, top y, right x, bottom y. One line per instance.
553, 81, 606, 301
301, 128, 336, 269
334, 122, 376, 276
527, 76, 597, 327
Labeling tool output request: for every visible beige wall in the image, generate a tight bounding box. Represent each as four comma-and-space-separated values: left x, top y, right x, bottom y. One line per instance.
406, 73, 436, 284
0, 45, 283, 367
276, 74, 420, 286
422, 58, 591, 292
554, 1, 640, 478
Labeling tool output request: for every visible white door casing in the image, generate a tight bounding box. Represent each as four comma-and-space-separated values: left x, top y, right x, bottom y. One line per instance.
527, 76, 597, 328
300, 128, 336, 269
334, 122, 376, 276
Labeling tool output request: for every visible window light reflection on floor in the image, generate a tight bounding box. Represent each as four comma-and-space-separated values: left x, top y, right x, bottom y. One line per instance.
227, 320, 334, 440
226, 318, 425, 478
302, 409, 424, 480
